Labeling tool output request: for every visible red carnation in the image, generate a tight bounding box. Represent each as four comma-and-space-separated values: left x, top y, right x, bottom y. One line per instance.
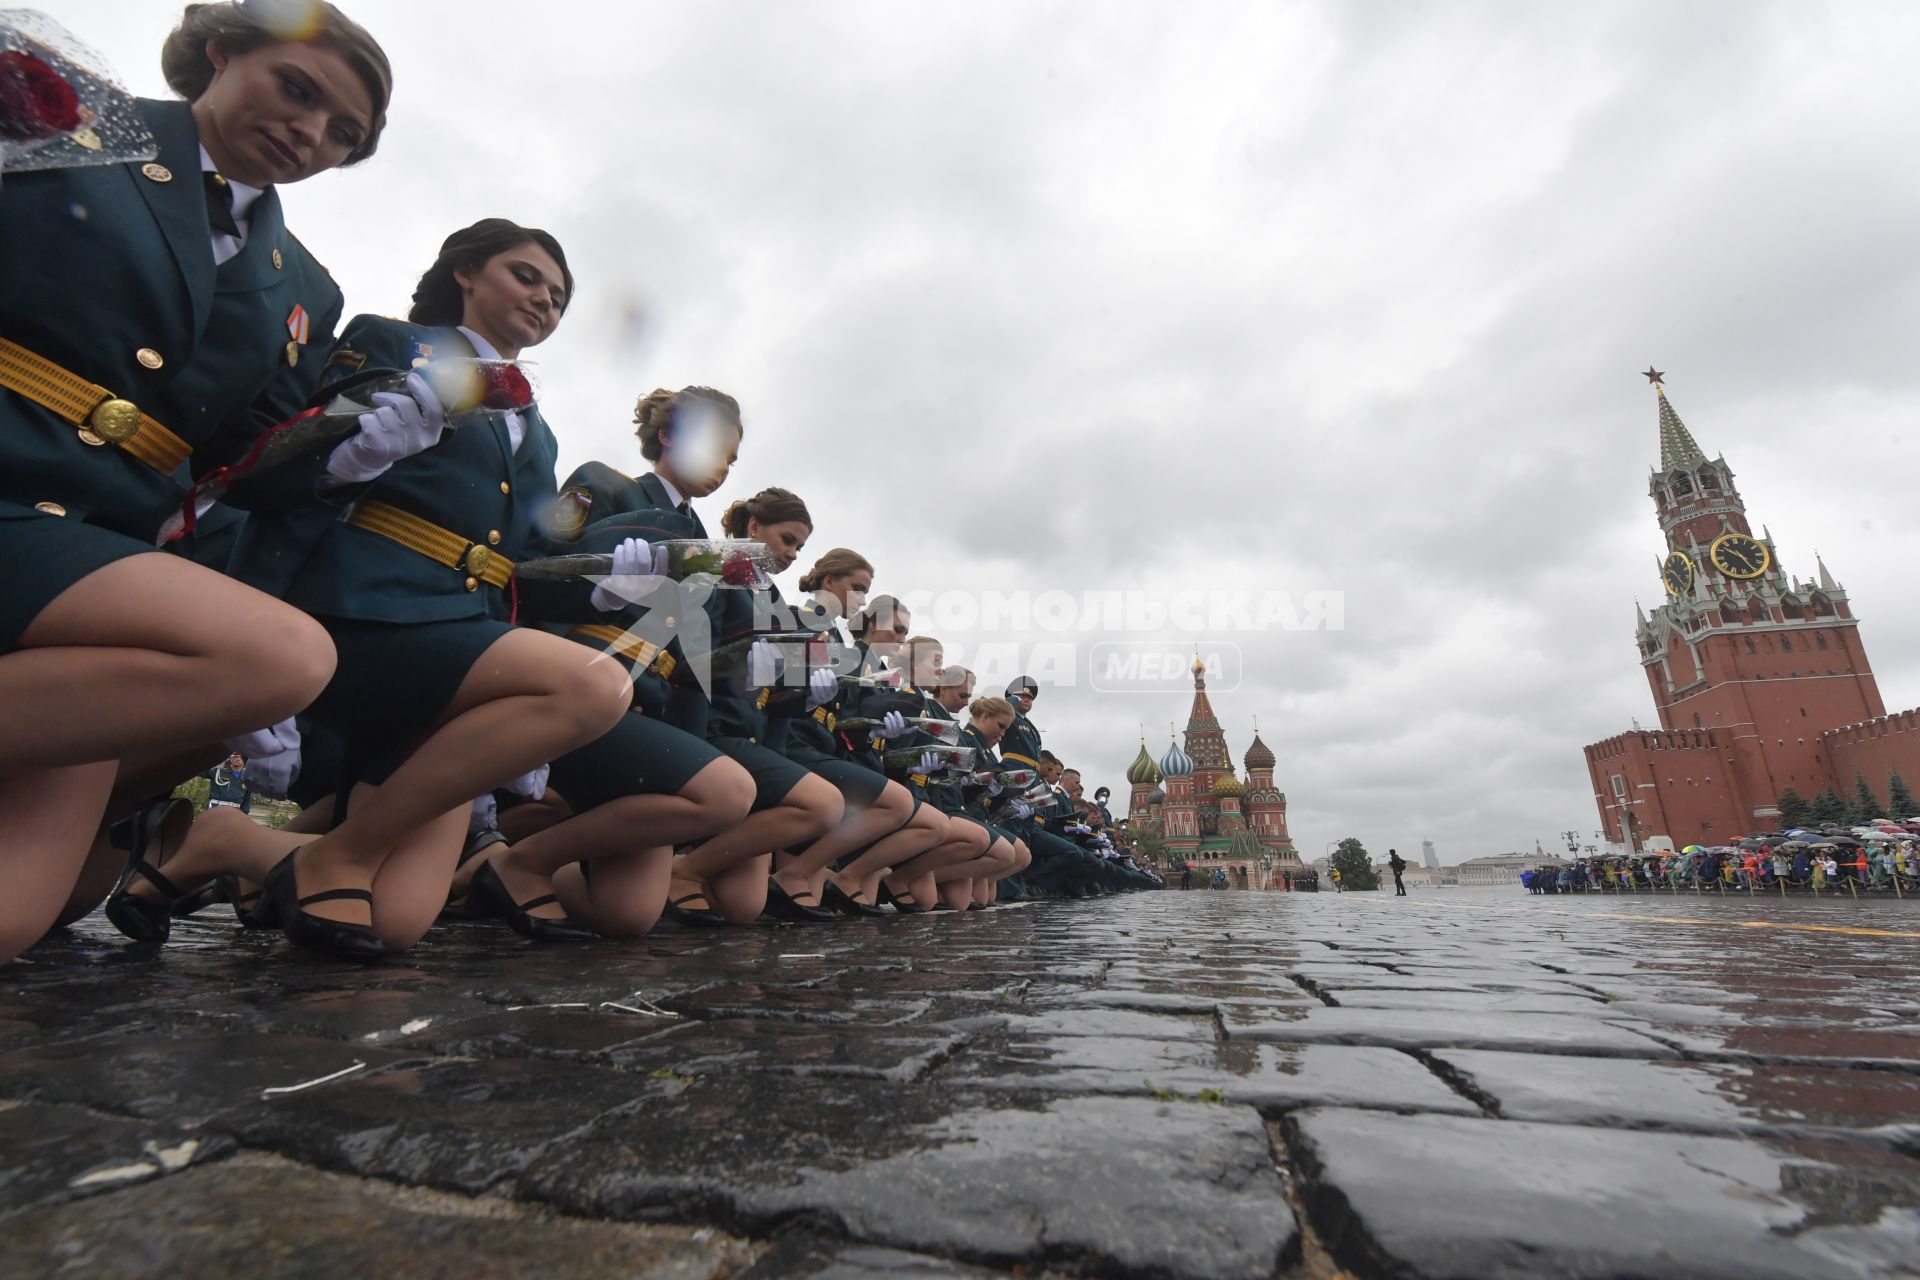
0, 50, 82, 141
480, 363, 534, 411
720, 552, 759, 586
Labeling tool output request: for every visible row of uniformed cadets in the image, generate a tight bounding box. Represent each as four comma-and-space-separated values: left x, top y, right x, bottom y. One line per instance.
0, 2, 1154, 967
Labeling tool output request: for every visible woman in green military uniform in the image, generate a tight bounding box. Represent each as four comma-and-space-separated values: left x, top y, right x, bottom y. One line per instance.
0, 2, 393, 963
763, 549, 948, 917
105, 218, 637, 959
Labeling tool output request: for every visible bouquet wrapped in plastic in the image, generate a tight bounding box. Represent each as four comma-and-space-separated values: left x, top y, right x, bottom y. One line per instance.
514, 538, 776, 591
884, 744, 976, 775
838, 716, 962, 745
1, 10, 158, 179
162, 359, 537, 541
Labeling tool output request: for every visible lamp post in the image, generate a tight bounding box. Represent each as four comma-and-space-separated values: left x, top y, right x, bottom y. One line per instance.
1560, 828, 1580, 857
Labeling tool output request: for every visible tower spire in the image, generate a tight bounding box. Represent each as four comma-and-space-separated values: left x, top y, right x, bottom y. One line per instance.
1653, 380, 1705, 470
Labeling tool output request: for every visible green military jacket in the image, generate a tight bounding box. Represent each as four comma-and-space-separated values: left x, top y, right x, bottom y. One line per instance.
237, 316, 567, 624
0, 98, 341, 539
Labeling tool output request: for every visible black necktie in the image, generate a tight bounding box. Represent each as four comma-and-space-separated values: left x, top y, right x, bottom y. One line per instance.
204, 171, 241, 238
677, 501, 692, 518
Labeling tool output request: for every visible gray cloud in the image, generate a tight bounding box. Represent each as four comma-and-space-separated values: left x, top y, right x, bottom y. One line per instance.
83, 0, 1920, 861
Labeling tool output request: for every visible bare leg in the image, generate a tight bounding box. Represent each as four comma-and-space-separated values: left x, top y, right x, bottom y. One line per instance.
888, 820, 988, 909
1, 555, 333, 958
773, 781, 912, 895
0, 763, 115, 962
489, 758, 753, 921
0, 555, 334, 773
53, 743, 230, 929
668, 775, 842, 917
552, 849, 674, 938
271, 632, 633, 925
829, 799, 946, 899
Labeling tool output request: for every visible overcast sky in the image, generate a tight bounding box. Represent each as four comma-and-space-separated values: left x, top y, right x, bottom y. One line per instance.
81, 1, 1920, 861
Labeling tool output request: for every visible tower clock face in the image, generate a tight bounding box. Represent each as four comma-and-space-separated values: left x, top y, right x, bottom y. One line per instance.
1662, 551, 1693, 597
1709, 532, 1771, 579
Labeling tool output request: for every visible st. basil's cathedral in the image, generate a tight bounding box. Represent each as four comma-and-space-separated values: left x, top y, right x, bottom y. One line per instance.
1124, 658, 1307, 887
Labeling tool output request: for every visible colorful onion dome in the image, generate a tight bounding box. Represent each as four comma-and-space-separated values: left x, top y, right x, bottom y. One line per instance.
1158, 738, 1194, 777
1244, 732, 1275, 771
1213, 772, 1244, 797
1145, 785, 1166, 806
1125, 741, 1162, 785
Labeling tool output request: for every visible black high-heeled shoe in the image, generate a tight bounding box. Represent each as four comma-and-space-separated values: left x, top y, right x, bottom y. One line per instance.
763, 878, 836, 922
103, 798, 195, 943
467, 860, 595, 941
821, 880, 889, 918
876, 882, 929, 915
216, 875, 274, 929
263, 850, 386, 962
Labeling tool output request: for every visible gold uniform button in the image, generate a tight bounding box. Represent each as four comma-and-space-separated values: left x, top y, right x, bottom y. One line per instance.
464, 576, 479, 591
33, 501, 66, 517
271, 248, 284, 270
486, 530, 502, 546
141, 162, 172, 183
499, 481, 511, 494
135, 347, 163, 370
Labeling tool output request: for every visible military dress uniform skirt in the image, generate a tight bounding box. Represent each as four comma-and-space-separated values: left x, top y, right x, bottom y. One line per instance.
785, 744, 889, 810
0, 503, 152, 654
546, 711, 723, 811
711, 736, 811, 812
305, 614, 513, 785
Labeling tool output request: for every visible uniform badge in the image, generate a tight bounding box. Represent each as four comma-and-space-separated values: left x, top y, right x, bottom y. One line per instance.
540, 485, 593, 539
410, 340, 435, 368
286, 305, 310, 345
321, 348, 367, 388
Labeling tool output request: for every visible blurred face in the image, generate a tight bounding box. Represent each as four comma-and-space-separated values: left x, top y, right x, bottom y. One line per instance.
747, 517, 810, 573
1011, 689, 1035, 715
1039, 761, 1062, 784
457, 243, 568, 357
910, 643, 944, 687
1063, 772, 1082, 798
193, 40, 373, 186
972, 710, 1012, 745
819, 569, 871, 619
865, 610, 910, 655
660, 403, 741, 498
226, 752, 244, 768
934, 681, 969, 712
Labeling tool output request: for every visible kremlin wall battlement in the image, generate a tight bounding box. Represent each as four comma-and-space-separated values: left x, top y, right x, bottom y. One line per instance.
1582, 375, 1920, 847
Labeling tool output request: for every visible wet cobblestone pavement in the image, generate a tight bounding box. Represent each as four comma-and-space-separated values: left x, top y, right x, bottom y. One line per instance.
3, 888, 1919, 1278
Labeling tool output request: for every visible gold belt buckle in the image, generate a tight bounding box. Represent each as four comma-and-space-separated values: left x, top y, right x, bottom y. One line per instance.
465, 544, 493, 579
83, 397, 140, 446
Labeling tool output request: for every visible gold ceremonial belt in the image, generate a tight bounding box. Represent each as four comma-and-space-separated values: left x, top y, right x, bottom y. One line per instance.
1002, 751, 1041, 768
0, 338, 192, 473
570, 624, 676, 677
345, 499, 514, 591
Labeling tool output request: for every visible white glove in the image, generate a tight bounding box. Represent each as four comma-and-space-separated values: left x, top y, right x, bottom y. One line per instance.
917, 750, 942, 775
223, 718, 300, 800
469, 793, 498, 834
591, 538, 668, 612
505, 764, 549, 800
987, 776, 1005, 797
805, 666, 838, 711
1067, 822, 1092, 835
747, 639, 786, 687
1010, 800, 1034, 819
879, 710, 914, 740
325, 371, 450, 484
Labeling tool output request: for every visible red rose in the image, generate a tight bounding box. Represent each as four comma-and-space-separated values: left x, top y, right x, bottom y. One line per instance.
480, 363, 534, 410
720, 552, 759, 586
0, 50, 82, 141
